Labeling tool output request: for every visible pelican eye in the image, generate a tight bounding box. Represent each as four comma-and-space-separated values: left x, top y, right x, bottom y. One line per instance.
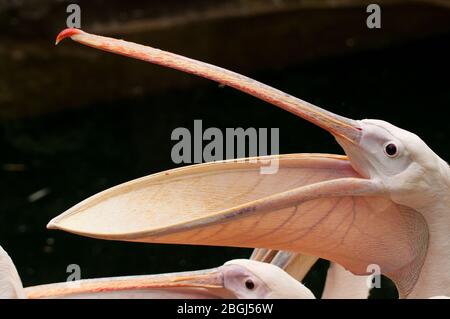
245, 279, 255, 290
384, 142, 398, 157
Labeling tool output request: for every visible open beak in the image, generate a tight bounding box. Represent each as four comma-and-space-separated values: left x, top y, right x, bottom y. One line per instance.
51, 29, 427, 297
55, 28, 362, 144
26, 268, 232, 299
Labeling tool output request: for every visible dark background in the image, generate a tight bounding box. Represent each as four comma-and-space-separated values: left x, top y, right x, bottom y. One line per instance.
1, 0, 450, 298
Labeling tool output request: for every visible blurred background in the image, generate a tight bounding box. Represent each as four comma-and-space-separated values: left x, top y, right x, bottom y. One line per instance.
1, 0, 450, 298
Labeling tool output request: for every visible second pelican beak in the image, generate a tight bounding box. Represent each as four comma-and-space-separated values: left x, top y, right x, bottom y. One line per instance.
26, 268, 231, 299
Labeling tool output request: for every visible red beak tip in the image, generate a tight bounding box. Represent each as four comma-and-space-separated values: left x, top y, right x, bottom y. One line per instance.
55, 28, 83, 45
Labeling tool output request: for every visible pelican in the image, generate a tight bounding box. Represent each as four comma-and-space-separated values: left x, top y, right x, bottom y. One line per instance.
250, 249, 372, 298
0, 245, 314, 299
321, 262, 372, 299
250, 249, 318, 282
0, 245, 25, 298
51, 28, 450, 298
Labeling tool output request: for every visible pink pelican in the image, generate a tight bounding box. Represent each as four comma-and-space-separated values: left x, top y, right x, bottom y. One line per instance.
0, 244, 314, 299
250, 249, 372, 298
50, 29, 450, 299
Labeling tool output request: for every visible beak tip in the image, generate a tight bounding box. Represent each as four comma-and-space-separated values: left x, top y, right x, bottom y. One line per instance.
55, 28, 83, 45
46, 218, 60, 230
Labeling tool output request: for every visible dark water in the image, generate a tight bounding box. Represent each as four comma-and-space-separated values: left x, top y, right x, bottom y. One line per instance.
1, 32, 449, 298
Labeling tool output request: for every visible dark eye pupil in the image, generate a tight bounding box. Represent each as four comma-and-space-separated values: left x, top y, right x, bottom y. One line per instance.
385, 143, 397, 156
245, 279, 255, 290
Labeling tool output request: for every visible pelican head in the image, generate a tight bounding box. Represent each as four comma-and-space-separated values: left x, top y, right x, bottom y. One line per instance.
338, 119, 449, 209
220, 259, 314, 299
